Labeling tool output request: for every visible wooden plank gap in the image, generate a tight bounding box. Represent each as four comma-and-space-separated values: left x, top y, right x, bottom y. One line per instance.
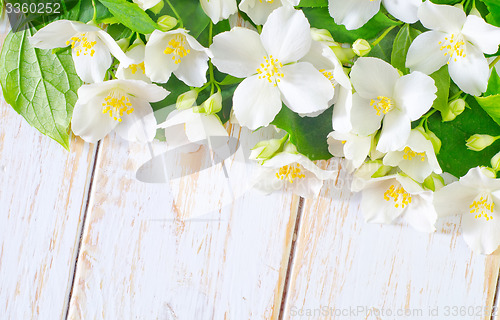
492, 266, 500, 320
62, 140, 102, 320
278, 196, 305, 320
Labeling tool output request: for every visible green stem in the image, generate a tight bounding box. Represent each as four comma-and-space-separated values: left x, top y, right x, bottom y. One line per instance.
91, 0, 98, 23
449, 90, 464, 101
208, 22, 215, 95
165, 0, 183, 28
490, 55, 500, 69
371, 25, 398, 47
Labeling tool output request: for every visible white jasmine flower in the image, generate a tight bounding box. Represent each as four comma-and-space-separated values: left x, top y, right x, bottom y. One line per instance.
239, 0, 299, 25
349, 57, 437, 152
71, 79, 169, 143
29, 20, 133, 83
145, 29, 210, 87
383, 129, 442, 183
253, 143, 337, 198
328, 0, 421, 30
353, 173, 438, 233
133, 0, 161, 10
116, 42, 150, 83
406, 1, 500, 96
200, 0, 238, 24
300, 39, 353, 132
327, 131, 371, 171
434, 167, 500, 254
158, 108, 228, 149
210, 7, 334, 130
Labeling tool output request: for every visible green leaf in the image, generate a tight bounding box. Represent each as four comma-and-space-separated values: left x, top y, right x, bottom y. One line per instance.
428, 96, 500, 177
302, 7, 400, 43
297, 0, 328, 7
483, 0, 500, 27
218, 75, 243, 86
484, 67, 500, 97
367, 26, 398, 63
475, 95, 500, 126
272, 106, 333, 160
429, 65, 451, 115
0, 29, 82, 149
97, 0, 158, 34
391, 24, 420, 73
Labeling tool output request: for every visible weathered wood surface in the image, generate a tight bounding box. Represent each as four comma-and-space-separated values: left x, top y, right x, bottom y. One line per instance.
0, 97, 98, 319
282, 159, 500, 320
66, 125, 300, 319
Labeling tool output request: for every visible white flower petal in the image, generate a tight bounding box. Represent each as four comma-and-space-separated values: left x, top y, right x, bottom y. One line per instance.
433, 181, 478, 217
71, 96, 117, 143
461, 210, 500, 254
462, 15, 500, 54
360, 178, 404, 224
403, 192, 437, 233
382, 0, 420, 24
261, 6, 311, 63
29, 20, 80, 49
332, 86, 353, 133
72, 39, 112, 83
173, 50, 209, 87
406, 31, 448, 74
233, 75, 282, 130
278, 62, 334, 114
448, 42, 489, 95
144, 30, 175, 83
460, 167, 500, 190
328, 0, 381, 30
418, 0, 466, 33
211, 27, 267, 78
115, 80, 169, 102
239, 0, 282, 25
394, 71, 436, 121
377, 109, 410, 152
114, 97, 157, 142
327, 132, 346, 157
350, 93, 383, 135
200, 0, 238, 23
96, 30, 133, 67
344, 134, 371, 168
350, 57, 400, 99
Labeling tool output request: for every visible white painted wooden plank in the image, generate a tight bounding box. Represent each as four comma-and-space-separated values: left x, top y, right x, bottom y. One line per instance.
0, 101, 98, 319
283, 159, 500, 320
67, 125, 300, 319
0, 20, 98, 319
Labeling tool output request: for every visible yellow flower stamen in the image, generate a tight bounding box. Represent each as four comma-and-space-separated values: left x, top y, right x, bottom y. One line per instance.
129, 61, 145, 75
438, 33, 466, 63
275, 163, 306, 184
402, 146, 426, 162
370, 96, 393, 116
259, 0, 274, 3
319, 69, 336, 88
164, 35, 190, 64
101, 90, 134, 122
257, 55, 284, 87
470, 193, 495, 221
66, 33, 96, 57
384, 184, 412, 209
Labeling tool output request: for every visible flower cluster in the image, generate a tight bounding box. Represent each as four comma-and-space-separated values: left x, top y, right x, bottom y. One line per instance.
3, 0, 500, 254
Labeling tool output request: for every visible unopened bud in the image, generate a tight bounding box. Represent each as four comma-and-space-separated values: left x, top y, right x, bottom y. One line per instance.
491, 151, 500, 172
466, 134, 497, 151
250, 138, 284, 161
423, 173, 445, 191
176, 90, 198, 110
352, 39, 371, 57
442, 98, 466, 122
310, 28, 335, 44
158, 15, 178, 32
116, 38, 130, 52
330, 45, 356, 65
200, 92, 222, 114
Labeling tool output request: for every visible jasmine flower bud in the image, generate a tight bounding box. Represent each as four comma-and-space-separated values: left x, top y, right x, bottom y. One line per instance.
466, 134, 498, 151
352, 39, 371, 57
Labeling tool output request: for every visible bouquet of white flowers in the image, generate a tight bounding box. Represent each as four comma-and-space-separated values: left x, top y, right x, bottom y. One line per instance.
1, 0, 500, 254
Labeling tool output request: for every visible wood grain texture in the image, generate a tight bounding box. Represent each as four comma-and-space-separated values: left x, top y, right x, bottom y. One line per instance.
67, 125, 300, 319
282, 159, 500, 320
0, 20, 97, 319
0, 101, 98, 319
